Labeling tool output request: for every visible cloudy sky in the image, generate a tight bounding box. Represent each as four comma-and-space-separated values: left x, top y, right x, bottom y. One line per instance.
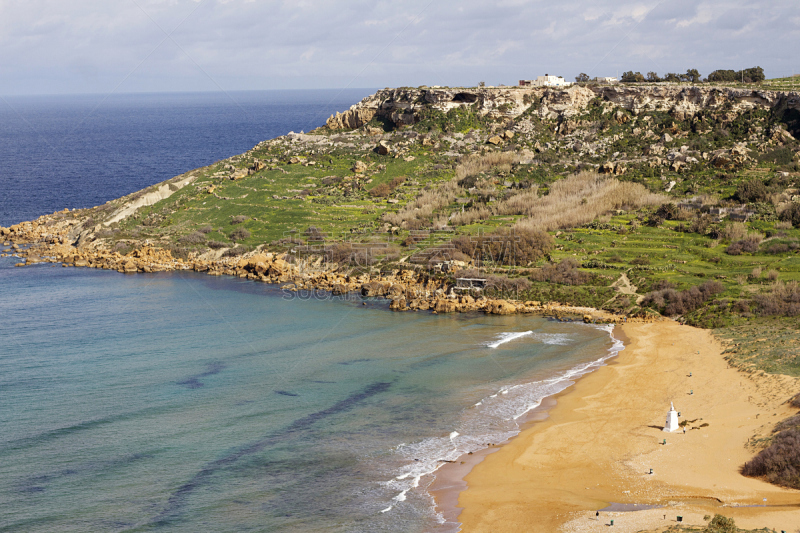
1, 0, 798, 95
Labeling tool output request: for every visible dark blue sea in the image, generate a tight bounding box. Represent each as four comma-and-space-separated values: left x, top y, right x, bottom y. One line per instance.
0, 91, 621, 532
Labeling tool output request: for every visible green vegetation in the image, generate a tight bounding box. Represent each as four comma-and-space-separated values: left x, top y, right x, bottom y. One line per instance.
66, 82, 800, 377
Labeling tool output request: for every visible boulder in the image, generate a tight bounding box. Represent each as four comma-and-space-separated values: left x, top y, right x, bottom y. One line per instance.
352, 160, 368, 174
487, 299, 517, 315
389, 296, 407, 311
361, 281, 390, 297
434, 299, 458, 313
375, 141, 391, 156
487, 136, 503, 145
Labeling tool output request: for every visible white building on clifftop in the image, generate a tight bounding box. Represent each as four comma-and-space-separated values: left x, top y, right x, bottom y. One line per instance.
519, 75, 572, 87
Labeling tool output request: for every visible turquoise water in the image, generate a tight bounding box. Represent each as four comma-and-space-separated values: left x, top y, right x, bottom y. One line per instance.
0, 257, 619, 532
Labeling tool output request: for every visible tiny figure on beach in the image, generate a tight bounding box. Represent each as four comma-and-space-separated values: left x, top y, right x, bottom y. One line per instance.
596, 511, 600, 519
683, 427, 686, 434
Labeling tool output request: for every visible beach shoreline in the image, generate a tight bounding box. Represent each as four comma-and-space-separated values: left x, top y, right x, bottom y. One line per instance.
452, 320, 800, 532
428, 323, 628, 530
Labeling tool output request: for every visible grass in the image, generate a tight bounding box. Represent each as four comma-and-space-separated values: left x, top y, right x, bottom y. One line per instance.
59, 80, 800, 377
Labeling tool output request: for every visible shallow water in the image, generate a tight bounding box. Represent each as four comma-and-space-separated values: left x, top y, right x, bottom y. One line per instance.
0, 260, 619, 532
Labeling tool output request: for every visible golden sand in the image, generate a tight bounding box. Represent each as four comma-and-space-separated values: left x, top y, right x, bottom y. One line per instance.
455, 320, 800, 532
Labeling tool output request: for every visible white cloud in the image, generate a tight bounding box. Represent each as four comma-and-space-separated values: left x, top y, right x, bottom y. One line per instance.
0, 0, 796, 94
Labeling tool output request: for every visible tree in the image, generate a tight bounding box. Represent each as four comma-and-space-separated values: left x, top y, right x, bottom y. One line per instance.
708, 69, 737, 82
478, 81, 485, 87
740, 66, 765, 83
663, 72, 682, 82
575, 73, 590, 83
646, 71, 661, 82
685, 69, 701, 83
621, 71, 645, 83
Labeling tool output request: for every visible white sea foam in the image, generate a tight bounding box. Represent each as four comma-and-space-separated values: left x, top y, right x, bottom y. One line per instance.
485, 331, 571, 348
380, 323, 625, 517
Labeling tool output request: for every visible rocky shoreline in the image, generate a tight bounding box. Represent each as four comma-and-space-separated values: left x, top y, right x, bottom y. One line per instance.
1, 212, 654, 325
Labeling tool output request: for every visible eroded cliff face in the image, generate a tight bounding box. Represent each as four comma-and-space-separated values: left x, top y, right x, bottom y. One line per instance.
325, 84, 800, 131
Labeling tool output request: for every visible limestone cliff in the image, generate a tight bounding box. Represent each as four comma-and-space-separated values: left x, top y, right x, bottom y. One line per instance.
325, 84, 800, 131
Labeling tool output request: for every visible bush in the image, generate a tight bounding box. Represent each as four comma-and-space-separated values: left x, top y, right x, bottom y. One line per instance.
369, 183, 392, 197
726, 235, 762, 255
303, 226, 326, 241
704, 514, 737, 533
753, 281, 800, 316
485, 275, 532, 295
207, 240, 228, 249
734, 179, 769, 203
198, 225, 213, 234
530, 258, 592, 285
229, 227, 251, 242
741, 426, 800, 489
780, 203, 800, 228
641, 281, 724, 316
179, 231, 207, 245
231, 215, 247, 225
222, 246, 249, 257
451, 227, 553, 266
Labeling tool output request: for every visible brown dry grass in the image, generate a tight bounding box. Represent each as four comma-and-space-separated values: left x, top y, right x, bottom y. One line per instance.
383, 179, 463, 228
455, 152, 519, 182
513, 171, 665, 231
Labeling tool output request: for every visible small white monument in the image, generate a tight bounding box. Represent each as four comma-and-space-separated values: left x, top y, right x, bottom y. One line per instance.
663, 402, 679, 432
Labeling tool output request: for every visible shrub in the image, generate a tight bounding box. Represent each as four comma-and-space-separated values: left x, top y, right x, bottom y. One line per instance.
704, 514, 737, 533
229, 227, 251, 242
324, 243, 374, 268
779, 203, 800, 228
369, 183, 392, 197
179, 231, 207, 245
452, 227, 553, 266
207, 240, 228, 249
484, 275, 532, 295
752, 281, 800, 316
726, 235, 762, 255
222, 246, 249, 257
741, 426, 800, 489
530, 258, 592, 285
641, 281, 724, 316
164, 244, 190, 260
303, 226, 327, 241
734, 179, 769, 203
630, 256, 651, 265
198, 225, 213, 234
231, 215, 247, 225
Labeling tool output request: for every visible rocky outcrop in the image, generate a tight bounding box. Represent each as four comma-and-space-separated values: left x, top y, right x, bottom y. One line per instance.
325, 84, 800, 132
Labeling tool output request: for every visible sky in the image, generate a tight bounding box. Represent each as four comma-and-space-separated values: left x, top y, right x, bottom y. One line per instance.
1, 0, 798, 95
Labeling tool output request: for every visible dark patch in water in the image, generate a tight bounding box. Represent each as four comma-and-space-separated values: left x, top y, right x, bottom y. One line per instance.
0, 407, 169, 453
150, 381, 392, 526
275, 390, 299, 397
337, 358, 370, 366
177, 361, 226, 389
310, 380, 335, 384
15, 453, 153, 494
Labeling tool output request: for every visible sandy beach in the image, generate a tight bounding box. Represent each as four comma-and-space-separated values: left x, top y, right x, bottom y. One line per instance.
454, 320, 800, 532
